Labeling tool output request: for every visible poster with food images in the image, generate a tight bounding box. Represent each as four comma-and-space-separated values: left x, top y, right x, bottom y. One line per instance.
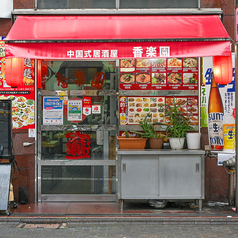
119, 58, 198, 90
0, 54, 35, 129
0, 94, 35, 129
119, 96, 199, 126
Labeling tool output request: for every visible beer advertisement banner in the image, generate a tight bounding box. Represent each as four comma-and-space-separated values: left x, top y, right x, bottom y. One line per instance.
202, 54, 235, 153
0, 47, 35, 129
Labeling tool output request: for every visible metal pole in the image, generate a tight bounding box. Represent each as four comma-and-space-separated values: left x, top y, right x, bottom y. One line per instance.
235, 43, 238, 212
34, 59, 38, 203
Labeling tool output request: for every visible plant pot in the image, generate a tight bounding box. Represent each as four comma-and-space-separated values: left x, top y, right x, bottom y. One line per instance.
186, 133, 201, 149
149, 138, 163, 149
117, 136, 147, 149
169, 137, 185, 150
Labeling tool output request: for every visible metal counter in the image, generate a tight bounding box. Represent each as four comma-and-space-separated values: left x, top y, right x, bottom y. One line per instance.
117, 149, 205, 211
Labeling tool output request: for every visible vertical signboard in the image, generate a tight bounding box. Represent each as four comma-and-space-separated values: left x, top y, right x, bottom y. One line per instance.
202, 55, 235, 153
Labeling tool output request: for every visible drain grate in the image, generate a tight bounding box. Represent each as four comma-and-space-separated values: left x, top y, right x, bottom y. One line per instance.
17, 223, 66, 229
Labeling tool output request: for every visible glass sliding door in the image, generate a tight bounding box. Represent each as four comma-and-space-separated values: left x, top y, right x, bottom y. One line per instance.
38, 60, 117, 202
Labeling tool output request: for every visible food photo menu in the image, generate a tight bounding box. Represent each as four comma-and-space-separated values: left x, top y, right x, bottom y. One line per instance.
119, 58, 198, 90
119, 96, 199, 126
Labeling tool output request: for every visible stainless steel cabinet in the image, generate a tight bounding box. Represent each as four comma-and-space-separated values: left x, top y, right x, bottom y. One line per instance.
117, 150, 205, 211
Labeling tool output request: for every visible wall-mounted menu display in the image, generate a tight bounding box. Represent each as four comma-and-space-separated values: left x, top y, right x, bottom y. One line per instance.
119, 58, 198, 90
119, 96, 199, 126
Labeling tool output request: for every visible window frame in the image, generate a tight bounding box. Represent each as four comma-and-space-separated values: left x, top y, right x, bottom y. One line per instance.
35, 0, 201, 10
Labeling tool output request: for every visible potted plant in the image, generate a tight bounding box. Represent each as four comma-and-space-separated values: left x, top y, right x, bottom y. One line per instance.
117, 130, 148, 149
162, 100, 196, 149
131, 113, 165, 149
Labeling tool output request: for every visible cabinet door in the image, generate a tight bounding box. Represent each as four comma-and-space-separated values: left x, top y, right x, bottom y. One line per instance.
121, 155, 159, 198
159, 155, 203, 198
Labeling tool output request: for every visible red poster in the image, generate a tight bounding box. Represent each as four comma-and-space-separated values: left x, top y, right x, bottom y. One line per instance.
0, 58, 35, 129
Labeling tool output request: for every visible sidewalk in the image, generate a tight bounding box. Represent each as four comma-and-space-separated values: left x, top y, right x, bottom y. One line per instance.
1, 201, 238, 224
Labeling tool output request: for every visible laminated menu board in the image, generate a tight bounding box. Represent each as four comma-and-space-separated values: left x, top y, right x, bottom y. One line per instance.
119, 96, 199, 126
119, 58, 198, 90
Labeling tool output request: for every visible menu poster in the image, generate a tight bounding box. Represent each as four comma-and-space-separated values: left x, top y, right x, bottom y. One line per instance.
119, 96, 199, 126
0, 56, 36, 129
119, 58, 198, 90
0, 93, 35, 129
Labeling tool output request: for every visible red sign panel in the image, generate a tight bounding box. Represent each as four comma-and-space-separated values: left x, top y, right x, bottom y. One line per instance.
119, 58, 199, 91
0, 57, 35, 129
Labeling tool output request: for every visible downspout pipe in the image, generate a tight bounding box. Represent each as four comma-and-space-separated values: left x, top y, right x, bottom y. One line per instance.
235, 43, 238, 212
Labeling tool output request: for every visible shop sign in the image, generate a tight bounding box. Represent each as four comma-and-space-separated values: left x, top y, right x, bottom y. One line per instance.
67, 49, 118, 59
43, 96, 63, 125
66, 46, 170, 59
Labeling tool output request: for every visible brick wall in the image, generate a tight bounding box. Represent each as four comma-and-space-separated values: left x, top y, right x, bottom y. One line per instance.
14, 0, 34, 9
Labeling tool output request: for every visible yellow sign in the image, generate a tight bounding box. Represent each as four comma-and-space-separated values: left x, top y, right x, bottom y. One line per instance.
0, 41, 5, 57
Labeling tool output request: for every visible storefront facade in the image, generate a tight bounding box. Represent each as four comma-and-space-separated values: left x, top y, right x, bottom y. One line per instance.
0, 0, 236, 204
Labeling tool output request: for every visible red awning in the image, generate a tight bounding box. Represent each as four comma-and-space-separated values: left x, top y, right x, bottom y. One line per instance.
5, 15, 231, 59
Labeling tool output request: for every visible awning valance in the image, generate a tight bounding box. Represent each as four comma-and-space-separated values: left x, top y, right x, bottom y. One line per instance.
5, 15, 231, 59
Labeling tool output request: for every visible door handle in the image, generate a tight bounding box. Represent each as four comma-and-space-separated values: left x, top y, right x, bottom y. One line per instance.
195, 163, 199, 173
122, 163, 126, 173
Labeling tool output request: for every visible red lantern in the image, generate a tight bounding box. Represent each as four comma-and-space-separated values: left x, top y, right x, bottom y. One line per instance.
5, 58, 24, 87
213, 54, 232, 85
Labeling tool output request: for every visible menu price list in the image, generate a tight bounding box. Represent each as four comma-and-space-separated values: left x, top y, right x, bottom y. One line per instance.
119, 96, 199, 126
119, 58, 198, 91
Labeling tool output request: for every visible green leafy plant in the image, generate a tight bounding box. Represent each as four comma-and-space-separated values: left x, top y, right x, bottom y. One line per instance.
131, 113, 165, 138
124, 130, 130, 138
164, 100, 196, 138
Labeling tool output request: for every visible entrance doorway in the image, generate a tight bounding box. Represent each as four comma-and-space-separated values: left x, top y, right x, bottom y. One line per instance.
38, 60, 117, 202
